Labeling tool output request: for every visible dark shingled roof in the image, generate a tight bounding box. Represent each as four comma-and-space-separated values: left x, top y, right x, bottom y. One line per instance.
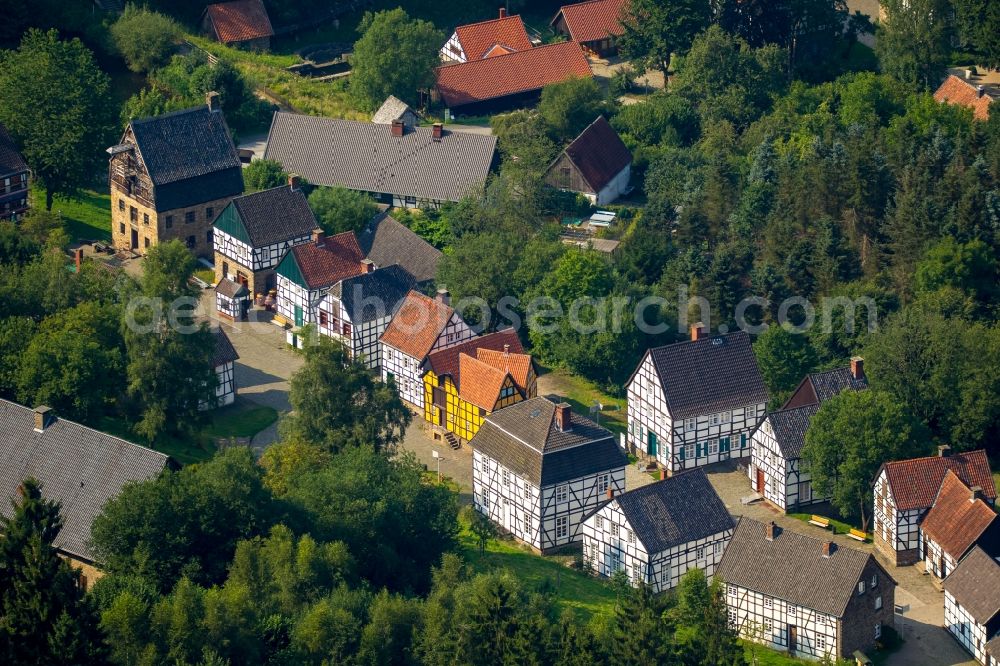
765, 404, 818, 460
0, 123, 28, 177
986, 635, 1000, 661
357, 213, 442, 284
228, 185, 317, 247
127, 106, 243, 212
471, 397, 627, 486
0, 399, 172, 562
264, 112, 496, 203
588, 469, 734, 553
215, 277, 249, 299
557, 116, 631, 194
943, 546, 1000, 626
329, 265, 415, 324
213, 327, 239, 366
717, 517, 888, 617
644, 332, 768, 419
808, 366, 869, 403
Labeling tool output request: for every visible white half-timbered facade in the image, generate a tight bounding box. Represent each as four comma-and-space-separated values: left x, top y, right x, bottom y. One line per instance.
211, 328, 239, 408
873, 447, 997, 566
439, 10, 532, 63
580, 468, 734, 592
471, 398, 627, 553
943, 547, 1000, 665
214, 277, 250, 321
380, 290, 474, 409
626, 326, 767, 474
718, 518, 895, 661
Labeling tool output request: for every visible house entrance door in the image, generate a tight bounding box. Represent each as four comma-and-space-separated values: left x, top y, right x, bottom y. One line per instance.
788, 625, 798, 654
433, 388, 447, 427
130, 228, 138, 249
647, 431, 657, 456
756, 468, 765, 494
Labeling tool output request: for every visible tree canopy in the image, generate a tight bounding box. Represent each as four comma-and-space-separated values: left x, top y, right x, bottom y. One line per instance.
308, 186, 378, 235
110, 5, 180, 73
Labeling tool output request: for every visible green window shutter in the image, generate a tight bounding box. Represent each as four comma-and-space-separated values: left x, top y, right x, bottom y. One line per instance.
678, 445, 685, 461
696, 442, 703, 457
740, 433, 747, 448
720, 437, 730, 453
294, 305, 303, 326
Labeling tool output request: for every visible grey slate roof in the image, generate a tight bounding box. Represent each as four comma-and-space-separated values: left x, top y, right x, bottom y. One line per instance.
590, 469, 734, 553
471, 397, 627, 486
213, 327, 240, 366
767, 404, 819, 460
943, 546, 1000, 626
808, 366, 869, 403
0, 123, 28, 177
372, 95, 419, 125
357, 212, 442, 284
127, 106, 243, 212
263, 112, 497, 203
330, 264, 416, 324
215, 277, 249, 299
716, 517, 886, 617
645, 332, 768, 419
0, 399, 172, 562
230, 185, 317, 247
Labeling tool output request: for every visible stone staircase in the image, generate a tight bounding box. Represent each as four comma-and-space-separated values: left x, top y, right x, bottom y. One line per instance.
444, 431, 460, 451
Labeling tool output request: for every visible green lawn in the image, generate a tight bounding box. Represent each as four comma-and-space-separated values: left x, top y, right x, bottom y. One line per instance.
537, 365, 627, 435
33, 186, 111, 242
203, 402, 279, 440
789, 512, 867, 539
194, 268, 216, 285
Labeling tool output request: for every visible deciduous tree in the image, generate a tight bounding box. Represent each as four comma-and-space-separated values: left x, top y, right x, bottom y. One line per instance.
308, 186, 378, 235
876, 0, 954, 90
619, 0, 711, 77
110, 5, 181, 73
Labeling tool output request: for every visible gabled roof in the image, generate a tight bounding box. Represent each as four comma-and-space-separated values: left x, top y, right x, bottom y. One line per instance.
357, 212, 442, 284
458, 353, 514, 411
920, 470, 998, 560
552, 0, 628, 43
380, 290, 455, 361
555, 116, 631, 194
371, 96, 419, 125
276, 232, 364, 290
934, 74, 995, 121
215, 277, 248, 299
0, 123, 28, 177
589, 469, 734, 553
264, 112, 496, 203
642, 331, 768, 419
212, 327, 240, 366
329, 265, 415, 324
943, 546, 1000, 626
125, 106, 243, 212
471, 396, 627, 486
987, 635, 1000, 661
423, 329, 523, 384
785, 365, 869, 408
453, 14, 533, 61
205, 0, 274, 44
435, 41, 593, 109
477, 347, 534, 389
0, 399, 172, 562
717, 517, 890, 618
217, 184, 317, 247
879, 449, 996, 511
765, 404, 819, 460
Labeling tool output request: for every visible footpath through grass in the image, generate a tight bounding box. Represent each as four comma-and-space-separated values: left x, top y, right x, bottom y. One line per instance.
33, 186, 111, 243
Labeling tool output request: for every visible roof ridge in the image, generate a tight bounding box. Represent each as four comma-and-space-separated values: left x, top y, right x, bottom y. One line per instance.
130, 105, 208, 125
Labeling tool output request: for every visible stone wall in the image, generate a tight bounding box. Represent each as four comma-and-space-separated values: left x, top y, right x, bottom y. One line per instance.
112, 186, 237, 259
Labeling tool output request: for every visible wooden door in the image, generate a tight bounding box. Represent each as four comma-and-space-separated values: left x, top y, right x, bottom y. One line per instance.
756, 468, 765, 493
130, 228, 139, 249
788, 625, 797, 654
433, 388, 447, 426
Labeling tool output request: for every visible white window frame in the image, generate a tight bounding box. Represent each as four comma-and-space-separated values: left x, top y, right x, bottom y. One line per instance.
556, 485, 568, 503
875, 595, 882, 610
874, 623, 881, 639
556, 515, 568, 539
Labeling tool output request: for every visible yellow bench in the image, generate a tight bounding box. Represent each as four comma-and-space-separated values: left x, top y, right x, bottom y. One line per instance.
848, 528, 867, 542
808, 515, 831, 529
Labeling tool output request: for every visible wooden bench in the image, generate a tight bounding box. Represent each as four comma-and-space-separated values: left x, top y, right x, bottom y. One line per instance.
848, 528, 867, 542
808, 515, 831, 529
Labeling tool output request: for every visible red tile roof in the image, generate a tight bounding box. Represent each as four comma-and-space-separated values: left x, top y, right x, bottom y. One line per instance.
436, 41, 592, 108
290, 232, 364, 290
558, 115, 631, 193
477, 347, 534, 389
921, 471, 999, 559
934, 74, 995, 121
205, 0, 274, 44
881, 449, 997, 511
424, 329, 523, 387
380, 291, 455, 360
458, 353, 511, 411
552, 0, 628, 44
454, 14, 533, 61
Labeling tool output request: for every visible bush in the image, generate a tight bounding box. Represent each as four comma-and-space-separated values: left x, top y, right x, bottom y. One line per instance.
243, 159, 287, 192
308, 186, 378, 235
110, 5, 181, 73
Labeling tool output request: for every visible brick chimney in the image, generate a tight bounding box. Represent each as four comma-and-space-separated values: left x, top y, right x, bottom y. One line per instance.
502, 343, 510, 356
850, 356, 864, 380
391, 119, 405, 137
288, 173, 301, 191
765, 521, 778, 541
606, 487, 613, 500
361, 259, 375, 274
432, 123, 444, 142
206, 91, 221, 112
33, 406, 53, 432
436, 288, 450, 306
938, 444, 952, 458
977, 85, 986, 98
311, 228, 325, 244
690, 322, 707, 341
822, 541, 836, 558
555, 402, 572, 432
74, 248, 83, 273
659, 468, 667, 481
499, 7, 507, 18
970, 486, 984, 502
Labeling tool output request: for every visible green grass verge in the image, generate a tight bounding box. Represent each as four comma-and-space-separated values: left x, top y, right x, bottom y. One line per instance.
194, 268, 216, 285
537, 366, 626, 435
789, 512, 867, 538
203, 402, 278, 440
33, 186, 111, 242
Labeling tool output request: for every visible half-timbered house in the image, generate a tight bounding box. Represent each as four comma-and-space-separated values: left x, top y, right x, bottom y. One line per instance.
920, 471, 1000, 582
943, 546, 1000, 665
543, 116, 631, 205
108, 93, 243, 257
212, 328, 239, 408
215, 277, 250, 320
471, 398, 627, 553
626, 325, 768, 474
873, 447, 996, 566
718, 518, 895, 661
550, 0, 628, 57
421, 329, 535, 443
316, 264, 415, 369
380, 290, 474, 410
748, 359, 868, 511
580, 468, 734, 592
0, 122, 30, 221
212, 175, 317, 296
440, 8, 534, 63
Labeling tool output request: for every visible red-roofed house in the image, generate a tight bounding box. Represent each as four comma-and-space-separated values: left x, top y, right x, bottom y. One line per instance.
202, 0, 274, 50
441, 8, 534, 63
934, 74, 996, 121
435, 40, 593, 116
544, 116, 632, 204
873, 446, 997, 566
551, 0, 629, 57
921, 471, 1000, 582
